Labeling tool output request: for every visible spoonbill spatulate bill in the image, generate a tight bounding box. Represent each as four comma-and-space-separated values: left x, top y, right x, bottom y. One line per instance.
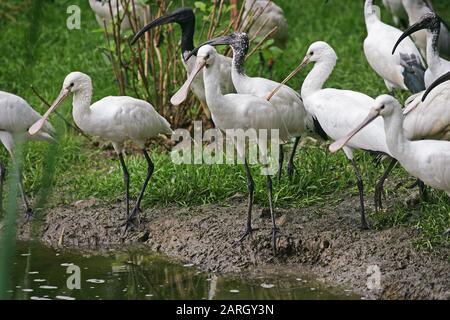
402, 0, 450, 60
392, 12, 450, 88
292, 41, 395, 227
330, 95, 450, 235
187, 32, 315, 180
28, 72, 172, 229
0, 91, 54, 218
172, 45, 288, 252
364, 0, 426, 94
131, 7, 235, 121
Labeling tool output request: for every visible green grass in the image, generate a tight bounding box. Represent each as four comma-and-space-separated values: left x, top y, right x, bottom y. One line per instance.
0, 0, 450, 250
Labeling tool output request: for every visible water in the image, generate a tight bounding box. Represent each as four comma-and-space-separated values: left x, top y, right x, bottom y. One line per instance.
3, 241, 356, 300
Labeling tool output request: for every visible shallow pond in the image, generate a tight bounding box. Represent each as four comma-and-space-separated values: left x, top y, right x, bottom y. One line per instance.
3, 241, 357, 300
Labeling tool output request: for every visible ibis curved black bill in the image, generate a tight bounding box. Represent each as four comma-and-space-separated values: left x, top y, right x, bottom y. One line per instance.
131, 7, 194, 45
422, 71, 450, 102
392, 22, 427, 55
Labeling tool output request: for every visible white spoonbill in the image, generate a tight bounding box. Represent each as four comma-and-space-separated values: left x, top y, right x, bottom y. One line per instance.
186, 32, 316, 180
364, 0, 426, 93
172, 45, 286, 252
330, 95, 450, 234
0, 91, 54, 218
242, 0, 288, 77
393, 12, 450, 88
293, 41, 395, 228
89, 0, 144, 31
402, 0, 450, 60
28, 72, 172, 228
382, 0, 408, 27
131, 7, 235, 121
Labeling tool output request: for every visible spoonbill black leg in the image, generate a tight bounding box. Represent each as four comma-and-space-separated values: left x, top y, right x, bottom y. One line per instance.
266, 175, 278, 253
286, 137, 301, 180
351, 159, 369, 230
277, 145, 284, 182
0, 161, 5, 215
118, 153, 130, 223
240, 159, 256, 242
127, 149, 154, 226
374, 158, 397, 212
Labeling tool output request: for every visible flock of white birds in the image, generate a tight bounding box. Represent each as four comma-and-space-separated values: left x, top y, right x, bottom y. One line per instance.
1, 0, 450, 252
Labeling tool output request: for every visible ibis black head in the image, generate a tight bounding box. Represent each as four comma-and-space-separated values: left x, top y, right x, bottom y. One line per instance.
392, 12, 441, 55
185, 32, 249, 61
131, 7, 195, 52
422, 71, 450, 102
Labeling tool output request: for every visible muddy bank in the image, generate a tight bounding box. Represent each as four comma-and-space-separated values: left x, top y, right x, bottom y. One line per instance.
18, 196, 450, 300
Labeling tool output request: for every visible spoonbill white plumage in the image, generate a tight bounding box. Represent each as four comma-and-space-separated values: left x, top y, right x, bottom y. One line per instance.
295, 41, 395, 228
242, 0, 288, 76
89, 0, 144, 30
393, 12, 450, 88
187, 32, 315, 180
28, 72, 172, 228
364, 0, 426, 94
382, 0, 408, 27
0, 91, 54, 218
131, 7, 235, 121
402, 0, 450, 60
330, 95, 450, 216
171, 45, 286, 252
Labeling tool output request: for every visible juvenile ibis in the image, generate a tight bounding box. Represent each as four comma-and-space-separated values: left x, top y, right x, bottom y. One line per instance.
28, 72, 172, 228
172, 45, 287, 252
402, 0, 450, 60
0, 91, 54, 218
393, 12, 450, 87
187, 32, 314, 180
131, 7, 235, 121
364, 0, 426, 94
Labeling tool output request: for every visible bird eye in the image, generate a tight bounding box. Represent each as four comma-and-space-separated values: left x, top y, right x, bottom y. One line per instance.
380, 105, 385, 110
310, 51, 314, 55
70, 83, 75, 87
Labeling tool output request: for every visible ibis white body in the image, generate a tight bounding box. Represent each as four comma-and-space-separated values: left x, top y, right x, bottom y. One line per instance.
364, 0, 425, 92
0, 91, 53, 154
402, 81, 450, 141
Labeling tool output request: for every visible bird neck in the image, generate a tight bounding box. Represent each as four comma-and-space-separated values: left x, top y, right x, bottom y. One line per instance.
231, 45, 249, 86
383, 108, 409, 158
72, 86, 93, 129
203, 61, 229, 117
301, 57, 336, 99
364, 0, 379, 31
180, 20, 195, 54
426, 26, 441, 70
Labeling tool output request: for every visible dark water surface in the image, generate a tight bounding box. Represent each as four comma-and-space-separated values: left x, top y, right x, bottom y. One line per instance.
4, 241, 357, 300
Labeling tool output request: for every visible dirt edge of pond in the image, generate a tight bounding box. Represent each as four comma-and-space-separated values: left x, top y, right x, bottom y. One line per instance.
18, 196, 450, 300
